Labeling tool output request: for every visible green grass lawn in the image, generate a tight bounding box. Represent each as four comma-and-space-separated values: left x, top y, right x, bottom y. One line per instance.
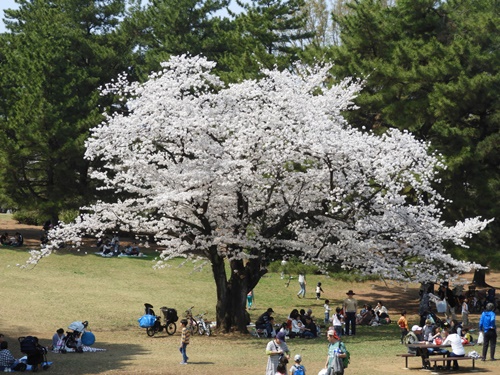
0, 238, 498, 375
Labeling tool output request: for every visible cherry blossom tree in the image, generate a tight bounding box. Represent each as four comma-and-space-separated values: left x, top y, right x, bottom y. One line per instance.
29, 55, 490, 332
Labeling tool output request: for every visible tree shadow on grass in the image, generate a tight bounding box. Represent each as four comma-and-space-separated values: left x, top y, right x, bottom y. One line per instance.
44, 341, 151, 374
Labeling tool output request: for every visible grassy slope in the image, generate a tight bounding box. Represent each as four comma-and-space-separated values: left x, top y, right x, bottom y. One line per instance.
1, 224, 498, 374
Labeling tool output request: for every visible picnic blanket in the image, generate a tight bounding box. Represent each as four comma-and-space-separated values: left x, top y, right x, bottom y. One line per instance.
51, 345, 106, 353
95, 252, 147, 258
117, 253, 147, 258
17, 356, 52, 371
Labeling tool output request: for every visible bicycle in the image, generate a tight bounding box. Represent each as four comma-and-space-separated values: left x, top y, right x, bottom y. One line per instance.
194, 312, 212, 336
144, 303, 178, 337
184, 306, 199, 334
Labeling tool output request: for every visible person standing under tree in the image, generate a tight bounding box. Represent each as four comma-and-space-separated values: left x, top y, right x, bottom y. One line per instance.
343, 290, 357, 336
179, 319, 190, 365
297, 272, 306, 298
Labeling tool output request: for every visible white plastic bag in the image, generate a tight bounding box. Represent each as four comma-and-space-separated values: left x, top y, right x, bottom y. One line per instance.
436, 301, 447, 313
477, 331, 484, 345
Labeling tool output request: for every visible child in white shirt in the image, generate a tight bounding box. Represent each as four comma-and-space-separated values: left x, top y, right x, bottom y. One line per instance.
316, 282, 324, 300
324, 300, 331, 324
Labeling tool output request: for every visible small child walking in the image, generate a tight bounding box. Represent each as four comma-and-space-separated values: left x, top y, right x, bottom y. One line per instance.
461, 296, 469, 326
179, 319, 190, 364
247, 290, 255, 310
332, 307, 343, 337
289, 354, 306, 375
397, 310, 409, 344
324, 299, 331, 324
316, 282, 324, 300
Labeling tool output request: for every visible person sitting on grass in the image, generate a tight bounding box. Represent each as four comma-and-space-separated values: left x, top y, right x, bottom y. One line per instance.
12, 232, 23, 246
302, 316, 317, 339
0, 233, 11, 246
256, 308, 275, 338
0, 341, 16, 372
122, 243, 140, 256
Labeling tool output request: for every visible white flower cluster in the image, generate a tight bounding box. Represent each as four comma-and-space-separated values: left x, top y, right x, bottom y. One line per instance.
24, 55, 491, 282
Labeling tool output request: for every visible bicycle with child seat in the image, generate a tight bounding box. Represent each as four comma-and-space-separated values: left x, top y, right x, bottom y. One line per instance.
144, 303, 178, 337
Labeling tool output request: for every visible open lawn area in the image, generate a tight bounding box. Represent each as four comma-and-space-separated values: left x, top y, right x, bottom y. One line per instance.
1, 214, 499, 375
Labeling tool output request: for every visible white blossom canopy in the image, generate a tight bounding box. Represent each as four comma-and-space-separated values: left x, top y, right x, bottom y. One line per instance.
29, 55, 491, 282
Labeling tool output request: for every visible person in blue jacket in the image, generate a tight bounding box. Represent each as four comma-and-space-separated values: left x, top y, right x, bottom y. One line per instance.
479, 302, 497, 361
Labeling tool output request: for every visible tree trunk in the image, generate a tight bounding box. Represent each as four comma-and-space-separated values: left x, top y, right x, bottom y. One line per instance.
210, 246, 267, 333
472, 269, 491, 288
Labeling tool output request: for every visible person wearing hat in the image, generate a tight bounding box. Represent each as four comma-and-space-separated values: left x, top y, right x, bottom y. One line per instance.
265, 331, 290, 375
343, 290, 358, 336
256, 308, 275, 338
479, 302, 497, 361
324, 330, 348, 375
405, 325, 431, 369
289, 354, 305, 375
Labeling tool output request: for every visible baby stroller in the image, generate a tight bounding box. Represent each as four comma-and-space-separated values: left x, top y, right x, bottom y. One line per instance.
59, 321, 89, 353
18, 336, 50, 372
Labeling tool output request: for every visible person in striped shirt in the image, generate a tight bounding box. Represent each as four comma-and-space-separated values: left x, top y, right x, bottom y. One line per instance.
179, 319, 190, 365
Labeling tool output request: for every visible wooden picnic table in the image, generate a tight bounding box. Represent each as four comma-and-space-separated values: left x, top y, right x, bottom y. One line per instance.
400, 342, 477, 370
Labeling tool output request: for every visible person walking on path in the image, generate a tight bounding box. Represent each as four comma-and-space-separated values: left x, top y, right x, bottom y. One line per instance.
343, 290, 358, 336
179, 319, 190, 365
479, 302, 497, 361
297, 273, 306, 298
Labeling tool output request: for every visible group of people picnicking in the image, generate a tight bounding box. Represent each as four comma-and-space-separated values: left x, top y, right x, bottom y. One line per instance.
0, 333, 45, 372
96, 235, 143, 257
0, 232, 23, 247
399, 281, 498, 371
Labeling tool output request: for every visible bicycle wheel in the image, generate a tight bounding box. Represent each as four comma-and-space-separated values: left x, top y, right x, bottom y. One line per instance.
166, 322, 177, 335
197, 323, 205, 335
146, 327, 156, 337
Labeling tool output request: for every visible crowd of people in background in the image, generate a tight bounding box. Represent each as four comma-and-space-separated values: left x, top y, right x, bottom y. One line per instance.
252, 272, 498, 374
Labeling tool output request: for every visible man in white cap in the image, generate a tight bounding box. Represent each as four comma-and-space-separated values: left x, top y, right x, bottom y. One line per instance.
405, 325, 431, 369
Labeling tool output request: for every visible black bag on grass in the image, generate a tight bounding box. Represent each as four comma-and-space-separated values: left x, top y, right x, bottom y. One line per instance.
19, 336, 39, 355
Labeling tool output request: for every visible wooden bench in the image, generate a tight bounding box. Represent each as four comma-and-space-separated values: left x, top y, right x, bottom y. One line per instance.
428, 356, 476, 370
397, 352, 448, 368
396, 353, 417, 368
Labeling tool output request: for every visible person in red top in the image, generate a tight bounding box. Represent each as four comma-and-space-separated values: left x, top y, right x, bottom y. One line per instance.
397, 310, 409, 344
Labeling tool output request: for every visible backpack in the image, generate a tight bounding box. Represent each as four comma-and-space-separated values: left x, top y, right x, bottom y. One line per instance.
293, 364, 305, 375
19, 336, 39, 355
340, 341, 350, 368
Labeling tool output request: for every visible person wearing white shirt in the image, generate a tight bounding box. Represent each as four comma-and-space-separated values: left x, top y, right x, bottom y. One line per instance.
442, 332, 465, 370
